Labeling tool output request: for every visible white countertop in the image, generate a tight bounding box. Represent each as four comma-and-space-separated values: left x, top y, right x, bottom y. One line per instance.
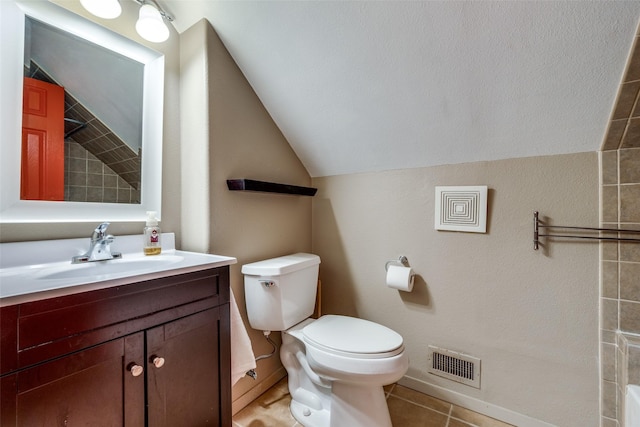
0, 233, 236, 306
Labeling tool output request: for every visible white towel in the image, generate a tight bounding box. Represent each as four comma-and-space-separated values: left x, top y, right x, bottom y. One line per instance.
230, 288, 257, 386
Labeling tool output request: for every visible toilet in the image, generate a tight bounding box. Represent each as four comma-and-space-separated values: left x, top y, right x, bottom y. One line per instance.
242, 253, 409, 427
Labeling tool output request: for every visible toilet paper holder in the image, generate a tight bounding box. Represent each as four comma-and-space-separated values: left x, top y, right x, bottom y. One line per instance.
385, 255, 410, 271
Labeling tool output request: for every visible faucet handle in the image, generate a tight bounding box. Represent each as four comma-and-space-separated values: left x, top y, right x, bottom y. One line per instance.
72, 222, 121, 264
92, 222, 110, 240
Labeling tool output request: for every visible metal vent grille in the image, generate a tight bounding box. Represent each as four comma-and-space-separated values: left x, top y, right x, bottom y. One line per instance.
427, 346, 481, 389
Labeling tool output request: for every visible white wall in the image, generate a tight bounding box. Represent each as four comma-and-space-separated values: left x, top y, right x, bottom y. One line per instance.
179, 19, 313, 412
0, 2, 601, 424
312, 152, 599, 426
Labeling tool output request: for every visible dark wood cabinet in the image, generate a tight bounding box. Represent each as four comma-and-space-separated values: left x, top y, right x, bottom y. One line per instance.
6, 333, 144, 426
147, 308, 222, 426
0, 266, 231, 426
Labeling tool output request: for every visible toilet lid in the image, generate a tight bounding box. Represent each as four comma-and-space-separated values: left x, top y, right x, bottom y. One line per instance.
302, 315, 404, 358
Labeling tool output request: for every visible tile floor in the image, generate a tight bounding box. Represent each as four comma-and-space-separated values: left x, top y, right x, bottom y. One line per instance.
233, 377, 515, 427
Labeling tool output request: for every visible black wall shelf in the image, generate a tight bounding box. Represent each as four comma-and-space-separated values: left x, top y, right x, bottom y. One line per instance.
226, 179, 317, 196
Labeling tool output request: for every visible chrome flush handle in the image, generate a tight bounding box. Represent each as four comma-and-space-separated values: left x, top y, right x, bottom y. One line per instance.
259, 280, 275, 288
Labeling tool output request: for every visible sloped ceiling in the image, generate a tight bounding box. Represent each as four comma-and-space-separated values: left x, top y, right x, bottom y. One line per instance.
27, 17, 144, 152
164, 1, 640, 177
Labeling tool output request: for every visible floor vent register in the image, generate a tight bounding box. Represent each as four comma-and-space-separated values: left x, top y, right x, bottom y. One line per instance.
427, 345, 481, 389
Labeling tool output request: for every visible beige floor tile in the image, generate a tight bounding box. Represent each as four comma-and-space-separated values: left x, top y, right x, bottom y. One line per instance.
450, 405, 515, 427
389, 385, 452, 415
233, 378, 298, 427
233, 378, 515, 427
387, 396, 449, 427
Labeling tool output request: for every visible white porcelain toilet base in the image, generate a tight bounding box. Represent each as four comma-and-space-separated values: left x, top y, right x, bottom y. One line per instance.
290, 397, 330, 427
282, 325, 332, 427
330, 382, 391, 427
280, 318, 406, 427
289, 383, 391, 427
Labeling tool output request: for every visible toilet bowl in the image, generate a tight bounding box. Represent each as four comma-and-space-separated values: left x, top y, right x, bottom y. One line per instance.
242, 253, 409, 427
284, 315, 408, 427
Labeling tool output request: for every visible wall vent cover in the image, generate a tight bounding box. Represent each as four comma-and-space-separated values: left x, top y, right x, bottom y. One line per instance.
434, 185, 488, 233
427, 345, 481, 389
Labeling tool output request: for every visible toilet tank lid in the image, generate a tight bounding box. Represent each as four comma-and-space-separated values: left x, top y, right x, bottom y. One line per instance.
241, 253, 320, 276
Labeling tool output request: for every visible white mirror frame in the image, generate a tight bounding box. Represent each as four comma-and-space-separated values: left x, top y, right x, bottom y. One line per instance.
0, 0, 163, 223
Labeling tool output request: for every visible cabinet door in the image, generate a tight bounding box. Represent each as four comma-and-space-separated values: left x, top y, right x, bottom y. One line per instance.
146, 308, 221, 426
0, 333, 144, 427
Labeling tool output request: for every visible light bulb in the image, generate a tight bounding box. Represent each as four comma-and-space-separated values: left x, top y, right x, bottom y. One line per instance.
136, 4, 170, 43
80, 0, 122, 19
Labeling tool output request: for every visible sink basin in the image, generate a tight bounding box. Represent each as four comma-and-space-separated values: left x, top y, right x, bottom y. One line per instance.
34, 255, 185, 280
0, 232, 237, 302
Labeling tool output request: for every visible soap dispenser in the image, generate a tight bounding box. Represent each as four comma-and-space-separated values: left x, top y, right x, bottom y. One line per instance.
143, 211, 161, 255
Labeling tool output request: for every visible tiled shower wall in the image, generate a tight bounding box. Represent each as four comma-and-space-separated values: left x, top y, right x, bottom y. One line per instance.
64, 139, 139, 203
600, 21, 640, 427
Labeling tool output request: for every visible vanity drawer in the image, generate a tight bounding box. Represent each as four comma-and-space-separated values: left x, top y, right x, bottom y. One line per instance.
0, 266, 229, 376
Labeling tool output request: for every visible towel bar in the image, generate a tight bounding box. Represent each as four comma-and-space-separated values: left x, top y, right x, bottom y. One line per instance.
533, 211, 640, 250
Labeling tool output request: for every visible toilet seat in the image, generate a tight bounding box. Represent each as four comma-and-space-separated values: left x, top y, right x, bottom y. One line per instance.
302, 315, 404, 359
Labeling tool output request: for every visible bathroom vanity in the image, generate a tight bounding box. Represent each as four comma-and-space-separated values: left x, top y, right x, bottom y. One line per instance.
0, 234, 235, 426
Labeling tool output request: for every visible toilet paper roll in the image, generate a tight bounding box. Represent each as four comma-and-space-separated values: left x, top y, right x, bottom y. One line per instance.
386, 265, 414, 292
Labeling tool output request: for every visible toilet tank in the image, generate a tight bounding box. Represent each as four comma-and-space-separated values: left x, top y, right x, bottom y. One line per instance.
242, 253, 320, 332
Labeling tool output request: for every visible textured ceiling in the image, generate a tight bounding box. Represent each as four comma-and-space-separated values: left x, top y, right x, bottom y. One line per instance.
164, 1, 640, 177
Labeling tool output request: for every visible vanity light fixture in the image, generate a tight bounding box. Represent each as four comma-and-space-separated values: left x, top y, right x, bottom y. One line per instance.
80, 0, 174, 43
134, 1, 171, 43
80, 0, 122, 19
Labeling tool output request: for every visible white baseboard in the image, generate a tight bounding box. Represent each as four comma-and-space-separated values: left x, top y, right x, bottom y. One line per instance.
398, 375, 557, 427
232, 366, 287, 416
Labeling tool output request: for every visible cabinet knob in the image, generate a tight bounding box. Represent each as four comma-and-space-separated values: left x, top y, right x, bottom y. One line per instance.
127, 363, 144, 377
151, 355, 165, 369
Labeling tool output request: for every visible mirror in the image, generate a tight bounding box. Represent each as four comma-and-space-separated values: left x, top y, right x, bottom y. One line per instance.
24, 16, 144, 204
0, 0, 164, 223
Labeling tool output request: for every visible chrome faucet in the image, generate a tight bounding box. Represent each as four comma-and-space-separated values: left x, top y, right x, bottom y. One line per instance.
72, 222, 122, 264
